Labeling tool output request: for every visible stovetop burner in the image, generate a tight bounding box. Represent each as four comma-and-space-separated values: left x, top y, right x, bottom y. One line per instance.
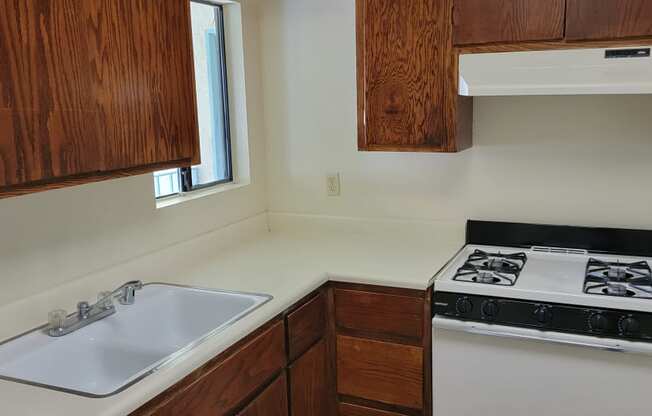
453, 249, 527, 286
584, 258, 652, 298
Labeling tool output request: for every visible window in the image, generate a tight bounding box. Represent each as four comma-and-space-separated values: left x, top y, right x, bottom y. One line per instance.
154, 1, 232, 198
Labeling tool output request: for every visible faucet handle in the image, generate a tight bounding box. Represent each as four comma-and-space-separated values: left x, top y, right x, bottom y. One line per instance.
48, 309, 68, 331
118, 281, 143, 305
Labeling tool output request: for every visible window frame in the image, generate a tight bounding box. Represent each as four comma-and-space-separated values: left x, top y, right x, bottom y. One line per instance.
156, 1, 233, 199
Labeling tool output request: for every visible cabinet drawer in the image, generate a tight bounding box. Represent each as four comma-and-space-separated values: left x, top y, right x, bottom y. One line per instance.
286, 292, 326, 361
337, 335, 423, 410
566, 0, 652, 41
153, 321, 286, 416
339, 403, 406, 416
237, 373, 288, 416
334, 289, 423, 341
453, 0, 565, 45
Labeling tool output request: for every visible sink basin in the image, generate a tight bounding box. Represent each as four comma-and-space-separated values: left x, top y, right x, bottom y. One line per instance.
0, 283, 271, 397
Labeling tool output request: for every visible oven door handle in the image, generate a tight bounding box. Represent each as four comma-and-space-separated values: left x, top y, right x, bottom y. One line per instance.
466, 327, 626, 353
433, 317, 652, 355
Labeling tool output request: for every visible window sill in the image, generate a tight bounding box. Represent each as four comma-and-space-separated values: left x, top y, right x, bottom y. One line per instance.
155, 181, 250, 209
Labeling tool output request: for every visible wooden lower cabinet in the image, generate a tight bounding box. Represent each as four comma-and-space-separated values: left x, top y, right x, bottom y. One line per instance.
332, 283, 431, 416
237, 373, 288, 416
288, 339, 333, 416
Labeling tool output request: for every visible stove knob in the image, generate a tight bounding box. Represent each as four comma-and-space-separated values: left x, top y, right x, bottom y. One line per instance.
455, 297, 473, 315
619, 316, 640, 336
588, 312, 608, 331
534, 305, 553, 325
481, 300, 500, 319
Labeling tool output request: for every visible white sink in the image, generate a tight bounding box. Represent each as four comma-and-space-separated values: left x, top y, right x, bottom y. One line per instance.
0, 284, 271, 397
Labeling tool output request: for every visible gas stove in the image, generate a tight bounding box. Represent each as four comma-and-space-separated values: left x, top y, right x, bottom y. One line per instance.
432, 220, 652, 416
433, 220, 652, 344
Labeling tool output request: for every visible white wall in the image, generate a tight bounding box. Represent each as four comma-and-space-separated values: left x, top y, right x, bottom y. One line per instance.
0, 0, 267, 307
259, 0, 652, 229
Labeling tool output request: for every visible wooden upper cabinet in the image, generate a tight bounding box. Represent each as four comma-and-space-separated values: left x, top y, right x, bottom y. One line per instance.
356, 0, 472, 153
566, 0, 652, 41
452, 0, 566, 46
0, 0, 199, 197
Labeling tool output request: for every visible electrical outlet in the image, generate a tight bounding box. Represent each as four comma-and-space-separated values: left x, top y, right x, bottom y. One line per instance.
326, 173, 340, 196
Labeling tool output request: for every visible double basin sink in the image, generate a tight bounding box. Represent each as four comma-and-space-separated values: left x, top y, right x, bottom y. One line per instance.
0, 283, 271, 397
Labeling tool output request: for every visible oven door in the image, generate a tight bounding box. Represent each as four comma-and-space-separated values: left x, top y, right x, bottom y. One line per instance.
433, 317, 652, 416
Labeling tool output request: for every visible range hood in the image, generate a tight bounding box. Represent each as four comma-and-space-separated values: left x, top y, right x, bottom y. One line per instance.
459, 46, 652, 96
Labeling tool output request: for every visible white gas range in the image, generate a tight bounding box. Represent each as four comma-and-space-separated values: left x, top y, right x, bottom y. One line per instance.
432, 221, 652, 416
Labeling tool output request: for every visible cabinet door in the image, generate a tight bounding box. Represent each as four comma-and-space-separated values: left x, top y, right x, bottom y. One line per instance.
0, 0, 199, 196
237, 373, 288, 416
288, 339, 333, 416
357, 0, 470, 152
286, 292, 326, 362
566, 0, 652, 41
453, 0, 565, 46
337, 335, 423, 410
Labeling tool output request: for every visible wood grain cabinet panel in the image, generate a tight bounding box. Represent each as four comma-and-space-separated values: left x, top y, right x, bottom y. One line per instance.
452, 0, 566, 45
334, 289, 424, 342
147, 321, 286, 416
0, 0, 199, 197
288, 339, 333, 416
566, 0, 652, 41
237, 373, 288, 416
356, 0, 472, 153
339, 403, 406, 416
337, 335, 423, 410
286, 292, 326, 362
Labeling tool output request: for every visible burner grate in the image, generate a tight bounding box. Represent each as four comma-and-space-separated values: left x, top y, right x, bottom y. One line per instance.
453, 249, 527, 286
584, 258, 652, 298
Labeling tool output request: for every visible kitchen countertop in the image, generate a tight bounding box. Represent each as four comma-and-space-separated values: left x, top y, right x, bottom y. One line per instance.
0, 213, 464, 416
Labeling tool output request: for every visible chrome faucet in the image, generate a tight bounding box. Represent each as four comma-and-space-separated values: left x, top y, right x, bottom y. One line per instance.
47, 281, 144, 337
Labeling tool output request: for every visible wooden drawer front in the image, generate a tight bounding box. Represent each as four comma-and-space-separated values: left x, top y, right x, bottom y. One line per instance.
453, 0, 566, 45
337, 335, 423, 410
289, 339, 332, 416
155, 321, 286, 416
237, 373, 288, 416
339, 403, 406, 416
286, 292, 326, 361
334, 289, 423, 341
566, 0, 652, 41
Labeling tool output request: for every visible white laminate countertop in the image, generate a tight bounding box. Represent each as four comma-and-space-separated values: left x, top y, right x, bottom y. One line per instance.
0, 213, 464, 416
